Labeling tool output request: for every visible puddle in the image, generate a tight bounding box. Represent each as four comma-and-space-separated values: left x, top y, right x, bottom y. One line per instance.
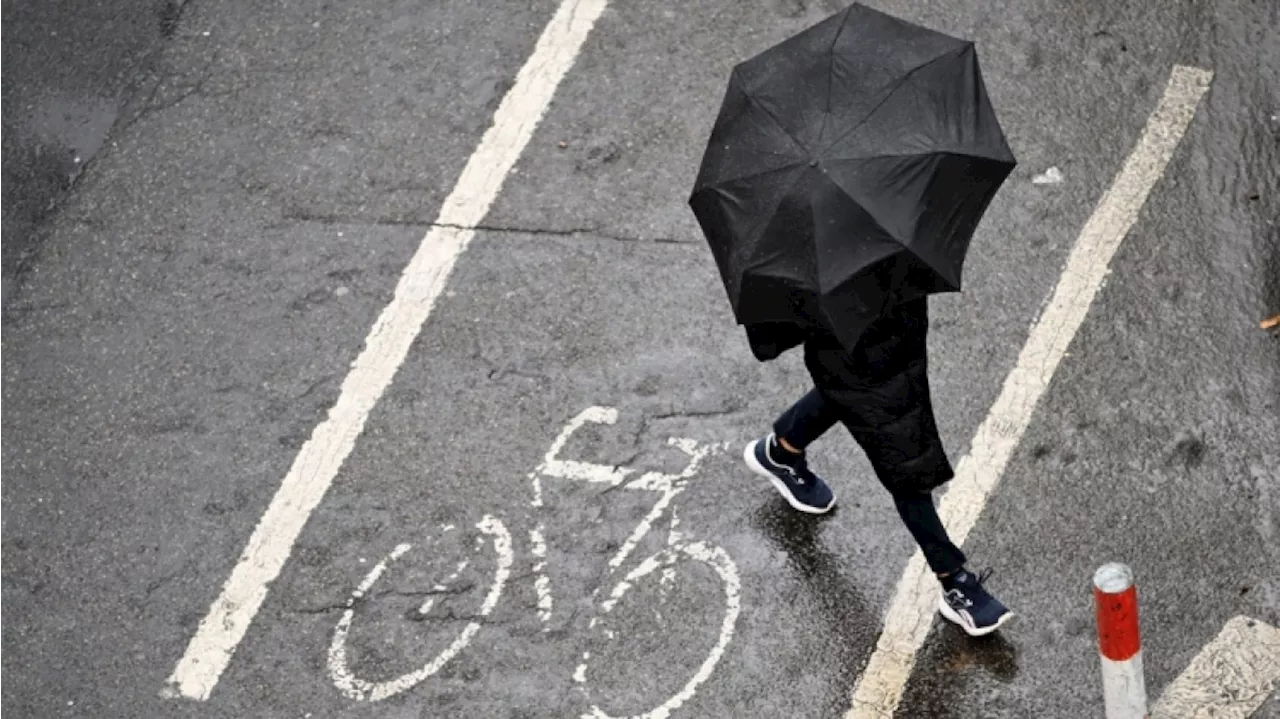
29, 91, 120, 167
2, 91, 119, 285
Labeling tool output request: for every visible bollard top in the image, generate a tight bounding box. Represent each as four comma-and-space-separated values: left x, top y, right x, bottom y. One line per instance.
1093, 562, 1134, 593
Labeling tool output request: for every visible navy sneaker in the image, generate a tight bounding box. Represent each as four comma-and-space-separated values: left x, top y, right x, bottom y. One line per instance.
743, 434, 836, 514
938, 568, 1014, 637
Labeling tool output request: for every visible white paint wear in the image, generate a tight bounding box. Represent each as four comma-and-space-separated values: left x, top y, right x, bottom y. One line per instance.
1151, 616, 1280, 719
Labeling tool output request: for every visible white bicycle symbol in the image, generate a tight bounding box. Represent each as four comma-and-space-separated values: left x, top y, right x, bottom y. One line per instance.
325, 406, 742, 718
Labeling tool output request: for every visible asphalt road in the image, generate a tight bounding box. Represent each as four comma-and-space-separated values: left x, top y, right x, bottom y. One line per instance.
1, 0, 181, 305
3, 0, 1278, 717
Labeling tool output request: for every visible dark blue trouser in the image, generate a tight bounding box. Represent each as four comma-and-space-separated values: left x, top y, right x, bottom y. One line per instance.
774, 388, 966, 574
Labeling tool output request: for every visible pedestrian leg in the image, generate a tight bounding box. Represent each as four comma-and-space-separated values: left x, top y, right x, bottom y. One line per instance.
743, 387, 840, 515
891, 490, 966, 576
772, 387, 843, 453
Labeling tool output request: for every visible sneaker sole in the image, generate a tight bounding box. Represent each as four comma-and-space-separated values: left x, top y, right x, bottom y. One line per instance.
743, 441, 836, 515
937, 596, 1015, 637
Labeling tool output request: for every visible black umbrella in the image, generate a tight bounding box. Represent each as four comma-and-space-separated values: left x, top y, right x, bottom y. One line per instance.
690, 3, 1015, 356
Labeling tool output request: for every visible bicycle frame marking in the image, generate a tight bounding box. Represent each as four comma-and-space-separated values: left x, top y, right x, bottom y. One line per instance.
535, 411, 718, 578
325, 407, 740, 715
539, 408, 742, 719
537, 406, 634, 486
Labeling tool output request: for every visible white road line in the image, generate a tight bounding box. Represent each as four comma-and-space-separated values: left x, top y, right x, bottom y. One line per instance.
845, 65, 1213, 718
163, 0, 610, 700
1151, 616, 1280, 719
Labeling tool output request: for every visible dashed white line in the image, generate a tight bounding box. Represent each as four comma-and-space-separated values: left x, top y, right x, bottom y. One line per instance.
163, 0, 611, 700
845, 65, 1213, 718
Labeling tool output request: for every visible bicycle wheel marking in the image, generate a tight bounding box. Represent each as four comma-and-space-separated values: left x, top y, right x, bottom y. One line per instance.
578, 541, 742, 719
327, 516, 513, 702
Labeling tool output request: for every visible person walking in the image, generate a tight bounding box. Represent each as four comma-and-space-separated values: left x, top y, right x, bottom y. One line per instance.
742, 298, 1013, 637
688, 4, 1018, 637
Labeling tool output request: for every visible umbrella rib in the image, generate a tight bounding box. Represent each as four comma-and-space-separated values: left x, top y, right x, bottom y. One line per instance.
818, 8, 854, 148
815, 196, 903, 294
821, 155, 930, 250
826, 151, 1008, 288
827, 148, 1013, 165
745, 94, 811, 156
696, 160, 807, 191
735, 166, 809, 270
819, 45, 969, 155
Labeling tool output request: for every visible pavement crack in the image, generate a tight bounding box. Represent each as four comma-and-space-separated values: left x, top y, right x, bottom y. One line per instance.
287, 574, 526, 617
292, 602, 350, 615
458, 223, 698, 246
382, 585, 473, 598
119, 46, 223, 133
487, 366, 550, 384
649, 405, 745, 421
143, 568, 186, 597
280, 208, 429, 227
293, 373, 337, 402
633, 403, 745, 444
275, 213, 698, 245
433, 221, 597, 238
596, 471, 635, 495
407, 612, 509, 624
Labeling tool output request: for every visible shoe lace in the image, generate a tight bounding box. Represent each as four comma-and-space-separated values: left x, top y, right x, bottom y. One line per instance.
946, 568, 995, 609
786, 457, 811, 485
769, 440, 810, 484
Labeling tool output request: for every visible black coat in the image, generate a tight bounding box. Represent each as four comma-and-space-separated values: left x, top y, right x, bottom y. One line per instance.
761, 299, 954, 494
744, 322, 809, 362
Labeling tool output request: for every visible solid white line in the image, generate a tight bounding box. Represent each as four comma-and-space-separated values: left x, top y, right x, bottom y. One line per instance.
845, 65, 1213, 718
163, 0, 610, 700
1151, 616, 1280, 719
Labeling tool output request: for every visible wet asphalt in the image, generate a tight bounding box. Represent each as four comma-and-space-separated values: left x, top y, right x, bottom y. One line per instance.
1, 0, 181, 305
3, 0, 1278, 717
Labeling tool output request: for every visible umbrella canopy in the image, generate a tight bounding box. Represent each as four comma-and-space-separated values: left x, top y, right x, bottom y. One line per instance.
690, 3, 1016, 356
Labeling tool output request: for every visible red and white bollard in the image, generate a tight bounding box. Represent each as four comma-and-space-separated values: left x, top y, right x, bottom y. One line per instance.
1094, 563, 1148, 719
